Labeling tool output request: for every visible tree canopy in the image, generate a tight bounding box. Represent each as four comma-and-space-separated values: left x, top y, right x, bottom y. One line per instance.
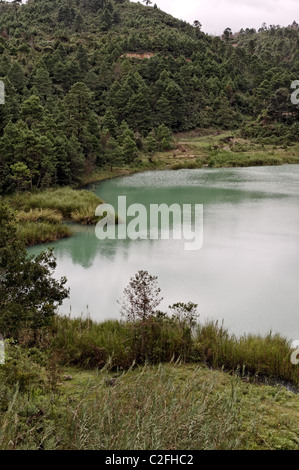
0, 0, 298, 194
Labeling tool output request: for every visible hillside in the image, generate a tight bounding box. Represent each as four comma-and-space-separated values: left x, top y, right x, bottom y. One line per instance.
0, 0, 298, 194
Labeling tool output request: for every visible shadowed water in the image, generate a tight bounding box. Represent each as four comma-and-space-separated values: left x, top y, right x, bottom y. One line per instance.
28, 165, 299, 339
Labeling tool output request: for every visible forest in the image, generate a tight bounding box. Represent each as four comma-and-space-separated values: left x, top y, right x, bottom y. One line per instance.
0, 0, 299, 451
0, 0, 298, 193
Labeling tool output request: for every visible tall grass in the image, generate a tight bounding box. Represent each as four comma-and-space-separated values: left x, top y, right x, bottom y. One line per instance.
18, 222, 72, 246
31, 315, 299, 388
16, 208, 63, 224
207, 150, 284, 168
6, 187, 104, 245
48, 315, 190, 369
196, 321, 297, 386
1, 317, 299, 450
0, 363, 262, 450
8, 187, 103, 221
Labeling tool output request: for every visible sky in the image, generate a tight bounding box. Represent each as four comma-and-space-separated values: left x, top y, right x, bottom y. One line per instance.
131, 0, 299, 35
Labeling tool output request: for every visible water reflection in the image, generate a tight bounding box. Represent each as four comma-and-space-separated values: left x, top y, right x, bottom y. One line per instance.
28, 165, 299, 339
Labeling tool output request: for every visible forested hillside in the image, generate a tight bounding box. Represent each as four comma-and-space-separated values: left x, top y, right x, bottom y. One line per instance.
0, 0, 298, 193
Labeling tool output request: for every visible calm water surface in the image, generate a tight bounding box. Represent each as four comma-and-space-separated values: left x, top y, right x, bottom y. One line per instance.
28, 165, 299, 339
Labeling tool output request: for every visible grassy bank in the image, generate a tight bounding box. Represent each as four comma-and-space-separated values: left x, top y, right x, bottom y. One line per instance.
1, 363, 299, 450
1, 314, 299, 450
7, 187, 103, 222
5, 187, 104, 246
82, 130, 299, 185
17, 221, 73, 246
40, 316, 298, 389
172, 129, 299, 168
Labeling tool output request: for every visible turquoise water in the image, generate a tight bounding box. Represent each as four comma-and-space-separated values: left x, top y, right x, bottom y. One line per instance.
28, 165, 299, 339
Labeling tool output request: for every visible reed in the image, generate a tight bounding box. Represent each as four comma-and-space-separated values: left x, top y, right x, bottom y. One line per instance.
18, 221, 72, 246
36, 315, 299, 388
8, 187, 103, 221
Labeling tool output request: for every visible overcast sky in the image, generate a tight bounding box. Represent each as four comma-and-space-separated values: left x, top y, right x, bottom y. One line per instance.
132, 0, 299, 35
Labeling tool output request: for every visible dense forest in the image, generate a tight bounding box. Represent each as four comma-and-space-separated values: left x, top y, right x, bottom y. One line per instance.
1, 2, 299, 450
0, 0, 298, 193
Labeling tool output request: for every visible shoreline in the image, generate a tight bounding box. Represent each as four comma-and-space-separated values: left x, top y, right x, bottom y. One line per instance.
82, 160, 299, 189
23, 160, 299, 247
14, 129, 299, 246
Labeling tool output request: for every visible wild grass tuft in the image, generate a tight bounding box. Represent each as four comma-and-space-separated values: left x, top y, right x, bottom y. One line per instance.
18, 222, 72, 246
29, 315, 299, 389
1, 317, 299, 450
196, 321, 298, 387
16, 208, 63, 224
8, 187, 103, 221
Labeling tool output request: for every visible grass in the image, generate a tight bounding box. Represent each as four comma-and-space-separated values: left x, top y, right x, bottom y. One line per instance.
21, 315, 299, 389
1, 314, 299, 450
5, 187, 104, 245
7, 187, 103, 220
0, 360, 298, 450
16, 208, 63, 224
17, 221, 73, 246
196, 321, 298, 389
206, 151, 285, 167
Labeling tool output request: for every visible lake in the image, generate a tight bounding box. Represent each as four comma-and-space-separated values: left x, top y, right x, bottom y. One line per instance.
28, 165, 299, 339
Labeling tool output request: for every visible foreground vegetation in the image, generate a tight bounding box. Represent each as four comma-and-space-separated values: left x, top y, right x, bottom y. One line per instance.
1, 315, 299, 450
1, 210, 299, 450
0, 0, 298, 195
23, 314, 297, 389
1, 362, 299, 450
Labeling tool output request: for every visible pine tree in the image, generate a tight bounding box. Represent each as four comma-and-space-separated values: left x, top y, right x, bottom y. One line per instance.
7, 62, 24, 91
155, 94, 172, 127
20, 95, 44, 129
33, 66, 52, 102
121, 128, 138, 162
126, 92, 152, 135
64, 82, 93, 140
102, 107, 118, 137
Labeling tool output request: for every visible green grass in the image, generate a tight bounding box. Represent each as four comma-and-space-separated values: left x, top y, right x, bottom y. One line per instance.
0, 360, 298, 450
196, 321, 298, 388
28, 315, 299, 389
1, 315, 299, 450
5, 187, 105, 245
206, 151, 285, 167
16, 208, 63, 224
17, 221, 73, 246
